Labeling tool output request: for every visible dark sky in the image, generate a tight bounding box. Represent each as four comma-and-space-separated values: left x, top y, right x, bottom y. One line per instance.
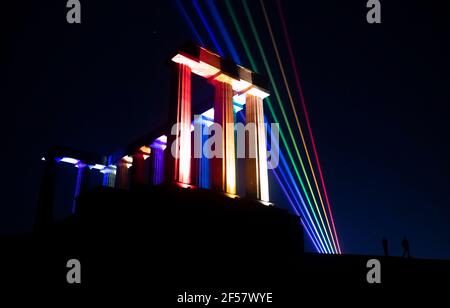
3, 0, 450, 259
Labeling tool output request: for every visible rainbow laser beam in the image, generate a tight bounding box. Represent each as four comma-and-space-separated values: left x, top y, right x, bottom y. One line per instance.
276, 0, 342, 253
260, 0, 338, 253
240, 0, 336, 252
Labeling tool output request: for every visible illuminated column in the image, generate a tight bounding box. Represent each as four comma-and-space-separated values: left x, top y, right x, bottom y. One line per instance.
130, 147, 150, 187
195, 117, 210, 189
245, 94, 269, 202
212, 79, 236, 195
115, 156, 132, 189
130, 153, 145, 187
150, 147, 164, 185
167, 63, 192, 185
149, 144, 165, 185
102, 165, 117, 188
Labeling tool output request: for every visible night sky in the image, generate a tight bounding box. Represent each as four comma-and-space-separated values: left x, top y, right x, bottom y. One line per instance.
3, 0, 450, 259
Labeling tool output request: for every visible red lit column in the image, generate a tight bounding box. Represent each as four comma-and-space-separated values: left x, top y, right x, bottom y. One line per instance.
211, 78, 236, 195
130, 153, 147, 187
167, 63, 192, 185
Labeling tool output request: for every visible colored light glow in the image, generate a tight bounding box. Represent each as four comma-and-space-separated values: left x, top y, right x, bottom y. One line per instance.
276, 0, 342, 253
156, 135, 167, 143
214, 73, 234, 85
233, 104, 243, 113
139, 146, 151, 155
175, 182, 197, 189
172, 54, 220, 78
247, 87, 270, 99
122, 156, 133, 164
100, 165, 117, 174
201, 107, 214, 120
58, 157, 80, 165
151, 135, 167, 150
233, 93, 246, 106
89, 164, 106, 170
198, 109, 214, 127
231, 79, 252, 92
200, 106, 242, 125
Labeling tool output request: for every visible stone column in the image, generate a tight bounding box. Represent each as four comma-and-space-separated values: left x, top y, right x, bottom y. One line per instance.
245, 94, 269, 202
102, 165, 117, 188
130, 153, 147, 187
211, 79, 236, 195
115, 157, 131, 189
149, 145, 165, 185
166, 62, 192, 185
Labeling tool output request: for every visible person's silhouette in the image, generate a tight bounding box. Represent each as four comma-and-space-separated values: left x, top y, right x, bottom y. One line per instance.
401, 236, 410, 258
382, 237, 388, 256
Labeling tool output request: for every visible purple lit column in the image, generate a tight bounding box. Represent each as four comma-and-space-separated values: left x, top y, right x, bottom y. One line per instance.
150, 145, 165, 185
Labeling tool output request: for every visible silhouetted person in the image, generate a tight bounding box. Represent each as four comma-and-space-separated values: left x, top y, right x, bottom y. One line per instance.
382, 237, 388, 256
401, 236, 410, 258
